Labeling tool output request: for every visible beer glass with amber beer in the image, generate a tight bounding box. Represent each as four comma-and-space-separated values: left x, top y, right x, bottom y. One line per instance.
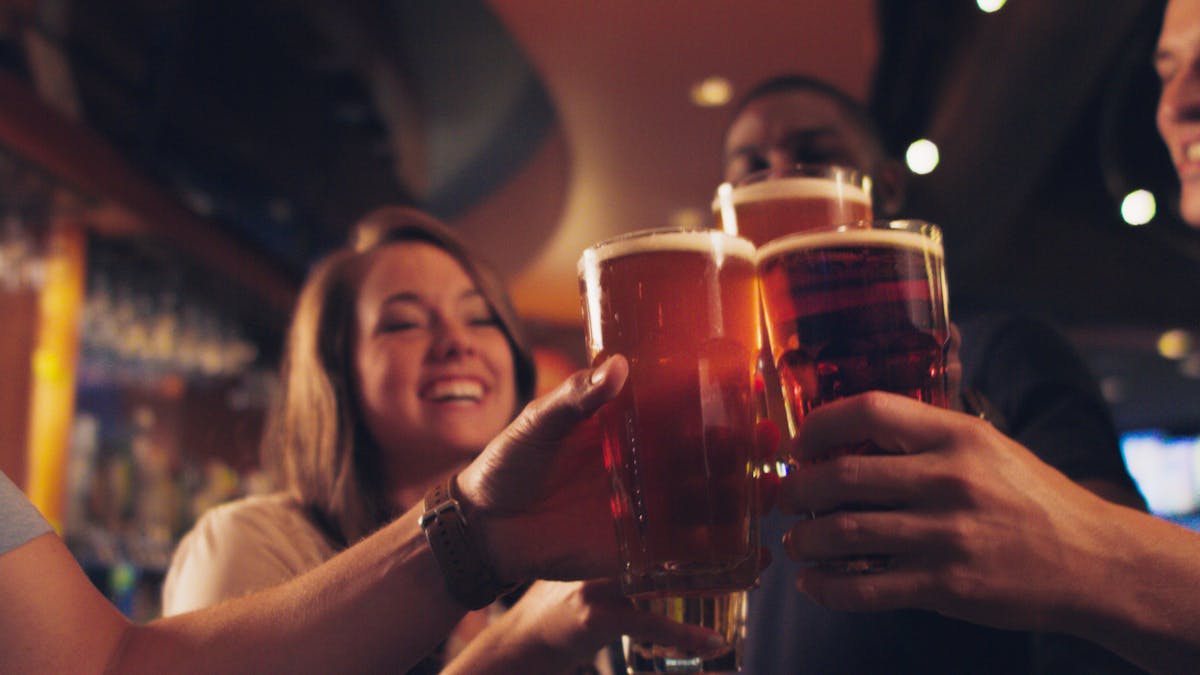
713, 164, 872, 243
757, 219, 950, 446
578, 228, 760, 598
713, 164, 874, 473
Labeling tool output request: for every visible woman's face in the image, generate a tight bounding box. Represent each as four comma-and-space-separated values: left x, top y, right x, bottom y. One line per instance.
352, 242, 517, 471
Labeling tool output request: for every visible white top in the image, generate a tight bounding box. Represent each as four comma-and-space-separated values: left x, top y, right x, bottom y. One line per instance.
161, 493, 338, 615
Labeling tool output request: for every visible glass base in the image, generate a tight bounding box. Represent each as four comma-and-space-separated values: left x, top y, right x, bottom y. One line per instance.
624, 645, 739, 673
622, 591, 745, 673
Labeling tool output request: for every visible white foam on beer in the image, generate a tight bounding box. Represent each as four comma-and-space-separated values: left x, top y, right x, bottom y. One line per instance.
579, 229, 756, 271
728, 176, 870, 207
756, 226, 944, 265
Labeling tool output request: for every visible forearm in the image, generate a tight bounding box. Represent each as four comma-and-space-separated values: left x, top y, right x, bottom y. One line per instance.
113, 503, 466, 674
1063, 503, 1200, 675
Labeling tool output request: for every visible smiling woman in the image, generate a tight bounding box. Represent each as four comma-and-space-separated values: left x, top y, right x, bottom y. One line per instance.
160, 206, 535, 666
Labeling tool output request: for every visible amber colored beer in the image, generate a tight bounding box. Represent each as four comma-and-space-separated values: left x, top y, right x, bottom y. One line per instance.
623, 591, 747, 673
579, 229, 760, 597
714, 167, 873, 245
756, 222, 950, 441
714, 166, 874, 475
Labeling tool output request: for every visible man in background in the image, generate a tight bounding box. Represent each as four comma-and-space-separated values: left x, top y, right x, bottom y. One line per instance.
724, 74, 1145, 674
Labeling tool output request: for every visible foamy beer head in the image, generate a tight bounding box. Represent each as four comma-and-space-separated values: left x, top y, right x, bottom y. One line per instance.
756, 220, 949, 439
713, 164, 873, 246
578, 228, 761, 597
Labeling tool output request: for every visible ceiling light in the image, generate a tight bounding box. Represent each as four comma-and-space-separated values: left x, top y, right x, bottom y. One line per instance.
905, 139, 939, 175
1158, 329, 1194, 360
669, 207, 707, 230
690, 76, 733, 107
1120, 189, 1156, 226
977, 0, 1006, 13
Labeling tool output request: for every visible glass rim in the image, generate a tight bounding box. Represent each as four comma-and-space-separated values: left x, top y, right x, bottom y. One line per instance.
577, 226, 755, 276
713, 163, 873, 213
728, 162, 870, 189
755, 219, 943, 265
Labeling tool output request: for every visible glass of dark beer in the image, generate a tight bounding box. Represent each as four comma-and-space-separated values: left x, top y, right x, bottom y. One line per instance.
578, 228, 761, 599
756, 219, 950, 450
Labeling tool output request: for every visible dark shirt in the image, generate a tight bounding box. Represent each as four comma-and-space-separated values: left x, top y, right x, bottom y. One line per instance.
743, 312, 1145, 674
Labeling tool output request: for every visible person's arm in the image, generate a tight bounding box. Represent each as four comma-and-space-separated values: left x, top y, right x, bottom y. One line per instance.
120, 500, 468, 673
778, 392, 1200, 675
1, 356, 631, 674
1, 508, 457, 674
442, 579, 723, 675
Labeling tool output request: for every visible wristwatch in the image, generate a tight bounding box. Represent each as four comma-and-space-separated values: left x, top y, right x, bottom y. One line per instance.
419, 477, 512, 610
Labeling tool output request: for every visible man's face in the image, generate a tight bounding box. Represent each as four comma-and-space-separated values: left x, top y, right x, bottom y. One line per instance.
722, 89, 882, 184
1156, 0, 1200, 228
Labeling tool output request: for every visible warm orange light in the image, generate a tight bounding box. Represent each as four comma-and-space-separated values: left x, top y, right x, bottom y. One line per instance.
1158, 329, 1193, 360
690, 76, 733, 107
25, 223, 85, 528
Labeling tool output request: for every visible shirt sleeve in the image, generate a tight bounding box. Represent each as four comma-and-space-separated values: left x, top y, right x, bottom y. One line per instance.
160, 498, 328, 616
0, 471, 53, 556
959, 312, 1144, 500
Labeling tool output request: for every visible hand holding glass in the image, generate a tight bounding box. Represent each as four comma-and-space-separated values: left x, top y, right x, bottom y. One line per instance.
578, 228, 761, 598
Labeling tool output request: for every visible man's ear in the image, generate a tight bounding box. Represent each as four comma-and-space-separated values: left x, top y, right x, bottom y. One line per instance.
874, 158, 908, 217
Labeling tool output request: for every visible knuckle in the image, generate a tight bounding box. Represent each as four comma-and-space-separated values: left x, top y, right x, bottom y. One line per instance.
857, 391, 892, 420
576, 603, 603, 633
832, 455, 864, 487
830, 512, 862, 545
939, 514, 976, 554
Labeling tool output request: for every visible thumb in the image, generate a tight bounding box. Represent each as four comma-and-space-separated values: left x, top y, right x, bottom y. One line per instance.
459, 354, 628, 510
501, 354, 628, 453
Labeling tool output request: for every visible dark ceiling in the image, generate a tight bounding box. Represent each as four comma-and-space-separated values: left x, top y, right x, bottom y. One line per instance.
54, 0, 555, 274
1, 0, 1199, 433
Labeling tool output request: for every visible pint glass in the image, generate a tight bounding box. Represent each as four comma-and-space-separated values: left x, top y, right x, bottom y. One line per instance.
578, 228, 760, 597
714, 165, 874, 474
756, 220, 950, 445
